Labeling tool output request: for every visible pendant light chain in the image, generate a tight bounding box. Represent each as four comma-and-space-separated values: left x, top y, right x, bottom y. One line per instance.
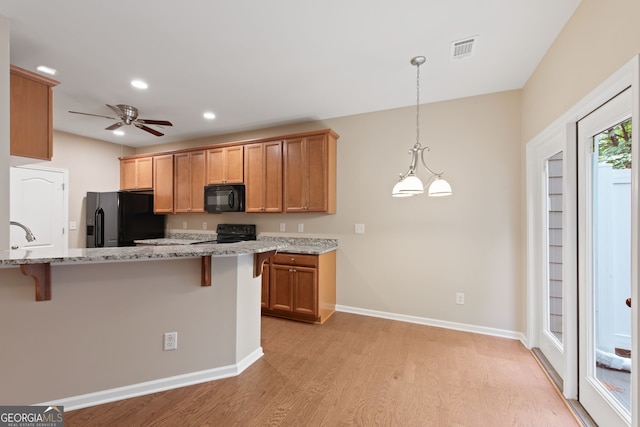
416, 61, 420, 146
391, 55, 452, 198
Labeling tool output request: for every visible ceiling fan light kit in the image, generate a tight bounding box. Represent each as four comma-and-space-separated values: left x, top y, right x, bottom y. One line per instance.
68, 104, 173, 137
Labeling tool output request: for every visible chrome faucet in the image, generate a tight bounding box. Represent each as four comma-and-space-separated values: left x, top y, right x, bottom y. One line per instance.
10, 221, 36, 242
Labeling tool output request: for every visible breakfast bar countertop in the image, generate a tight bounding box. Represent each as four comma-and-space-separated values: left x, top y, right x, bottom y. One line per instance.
134, 234, 339, 255
0, 240, 287, 266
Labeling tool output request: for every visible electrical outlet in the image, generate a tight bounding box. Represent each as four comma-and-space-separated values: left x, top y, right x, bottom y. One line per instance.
203, 222, 207, 230
297, 224, 304, 233
182, 221, 187, 229
69, 221, 77, 230
280, 223, 286, 232
456, 293, 465, 305
164, 332, 178, 351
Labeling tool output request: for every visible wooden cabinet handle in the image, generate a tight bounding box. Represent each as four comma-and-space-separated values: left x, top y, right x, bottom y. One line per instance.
626, 298, 631, 308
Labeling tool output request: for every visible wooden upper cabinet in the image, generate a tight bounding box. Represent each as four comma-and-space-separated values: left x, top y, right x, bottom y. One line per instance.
174, 150, 206, 213
153, 154, 174, 214
244, 140, 282, 213
120, 156, 153, 190
284, 130, 337, 213
206, 145, 244, 184
10, 65, 59, 160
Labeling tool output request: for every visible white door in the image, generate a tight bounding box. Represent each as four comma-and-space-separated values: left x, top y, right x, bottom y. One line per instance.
577, 88, 633, 426
10, 166, 68, 251
527, 128, 578, 398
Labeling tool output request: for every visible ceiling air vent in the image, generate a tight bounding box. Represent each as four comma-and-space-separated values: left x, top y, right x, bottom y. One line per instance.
450, 36, 477, 59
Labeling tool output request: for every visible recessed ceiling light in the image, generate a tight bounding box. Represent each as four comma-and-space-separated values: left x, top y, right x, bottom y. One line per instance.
36, 65, 57, 75
113, 130, 125, 136
131, 79, 148, 89
203, 112, 216, 120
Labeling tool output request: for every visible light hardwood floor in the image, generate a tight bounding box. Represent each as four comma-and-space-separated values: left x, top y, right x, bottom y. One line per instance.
65, 313, 580, 426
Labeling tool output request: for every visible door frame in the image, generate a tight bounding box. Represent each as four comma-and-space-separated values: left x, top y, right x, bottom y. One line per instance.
526, 55, 638, 425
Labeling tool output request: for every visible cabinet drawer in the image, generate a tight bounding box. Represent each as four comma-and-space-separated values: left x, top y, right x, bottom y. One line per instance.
271, 253, 318, 268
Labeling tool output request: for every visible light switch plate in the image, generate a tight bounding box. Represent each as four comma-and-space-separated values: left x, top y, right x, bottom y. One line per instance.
355, 224, 365, 234
297, 224, 304, 233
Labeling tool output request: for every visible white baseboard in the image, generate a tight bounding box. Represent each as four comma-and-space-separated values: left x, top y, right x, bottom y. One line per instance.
335, 305, 527, 344
37, 347, 264, 411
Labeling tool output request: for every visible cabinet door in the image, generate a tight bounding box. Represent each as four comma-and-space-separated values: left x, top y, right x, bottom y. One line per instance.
136, 157, 154, 189
225, 145, 244, 183
263, 141, 283, 212
154, 154, 174, 213
293, 266, 318, 316
174, 153, 191, 212
244, 141, 282, 213
283, 138, 305, 212
189, 151, 206, 212
206, 148, 225, 184
120, 158, 137, 190
10, 66, 58, 160
120, 157, 153, 190
175, 151, 205, 213
244, 143, 266, 213
270, 264, 293, 312
284, 134, 332, 213
305, 135, 329, 212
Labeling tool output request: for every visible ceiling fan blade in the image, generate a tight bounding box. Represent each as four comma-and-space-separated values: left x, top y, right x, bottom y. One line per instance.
136, 119, 173, 127
68, 110, 117, 120
105, 122, 124, 131
134, 123, 164, 137
106, 104, 124, 117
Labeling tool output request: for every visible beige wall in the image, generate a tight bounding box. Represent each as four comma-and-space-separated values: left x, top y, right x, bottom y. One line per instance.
520, 0, 640, 335
522, 0, 640, 142
0, 255, 258, 405
0, 16, 9, 249
138, 90, 523, 333
46, 131, 135, 248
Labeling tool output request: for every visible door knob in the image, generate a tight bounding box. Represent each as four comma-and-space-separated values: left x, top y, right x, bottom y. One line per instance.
626, 298, 631, 308
11, 245, 19, 250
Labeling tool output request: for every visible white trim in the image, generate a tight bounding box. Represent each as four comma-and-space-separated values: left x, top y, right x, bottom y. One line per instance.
335, 305, 526, 343
526, 55, 639, 422
37, 347, 263, 411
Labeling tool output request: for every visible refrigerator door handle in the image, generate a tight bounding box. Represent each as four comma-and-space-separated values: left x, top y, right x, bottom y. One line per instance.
95, 208, 105, 247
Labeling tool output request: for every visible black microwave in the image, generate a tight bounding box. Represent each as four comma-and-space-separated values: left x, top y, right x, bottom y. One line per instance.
204, 184, 245, 213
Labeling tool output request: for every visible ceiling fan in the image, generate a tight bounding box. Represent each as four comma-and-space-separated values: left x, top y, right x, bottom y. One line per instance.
68, 104, 173, 136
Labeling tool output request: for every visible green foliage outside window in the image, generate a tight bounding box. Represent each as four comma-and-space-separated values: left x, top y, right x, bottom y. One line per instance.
598, 118, 632, 169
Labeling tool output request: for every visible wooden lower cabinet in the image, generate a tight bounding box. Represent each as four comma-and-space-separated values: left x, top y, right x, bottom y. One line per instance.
262, 251, 336, 324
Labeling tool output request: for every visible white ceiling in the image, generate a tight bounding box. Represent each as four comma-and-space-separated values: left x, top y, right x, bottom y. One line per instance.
1, 0, 581, 147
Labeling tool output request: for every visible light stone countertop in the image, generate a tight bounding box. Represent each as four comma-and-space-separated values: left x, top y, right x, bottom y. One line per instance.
135, 234, 339, 255
0, 240, 287, 266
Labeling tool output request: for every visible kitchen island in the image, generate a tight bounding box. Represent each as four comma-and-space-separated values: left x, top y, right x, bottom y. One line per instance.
0, 241, 285, 409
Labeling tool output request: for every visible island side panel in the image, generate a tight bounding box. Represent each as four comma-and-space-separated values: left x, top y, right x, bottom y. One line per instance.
232, 254, 263, 364
0, 257, 248, 406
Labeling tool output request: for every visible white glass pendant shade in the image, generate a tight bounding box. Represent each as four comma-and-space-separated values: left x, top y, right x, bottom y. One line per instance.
397, 174, 424, 196
392, 180, 416, 197
427, 177, 452, 197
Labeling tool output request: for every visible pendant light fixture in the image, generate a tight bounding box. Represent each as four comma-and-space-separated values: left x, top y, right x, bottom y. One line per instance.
392, 56, 452, 198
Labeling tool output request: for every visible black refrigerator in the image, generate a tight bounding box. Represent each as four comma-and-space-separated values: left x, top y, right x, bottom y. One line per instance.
86, 191, 165, 247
